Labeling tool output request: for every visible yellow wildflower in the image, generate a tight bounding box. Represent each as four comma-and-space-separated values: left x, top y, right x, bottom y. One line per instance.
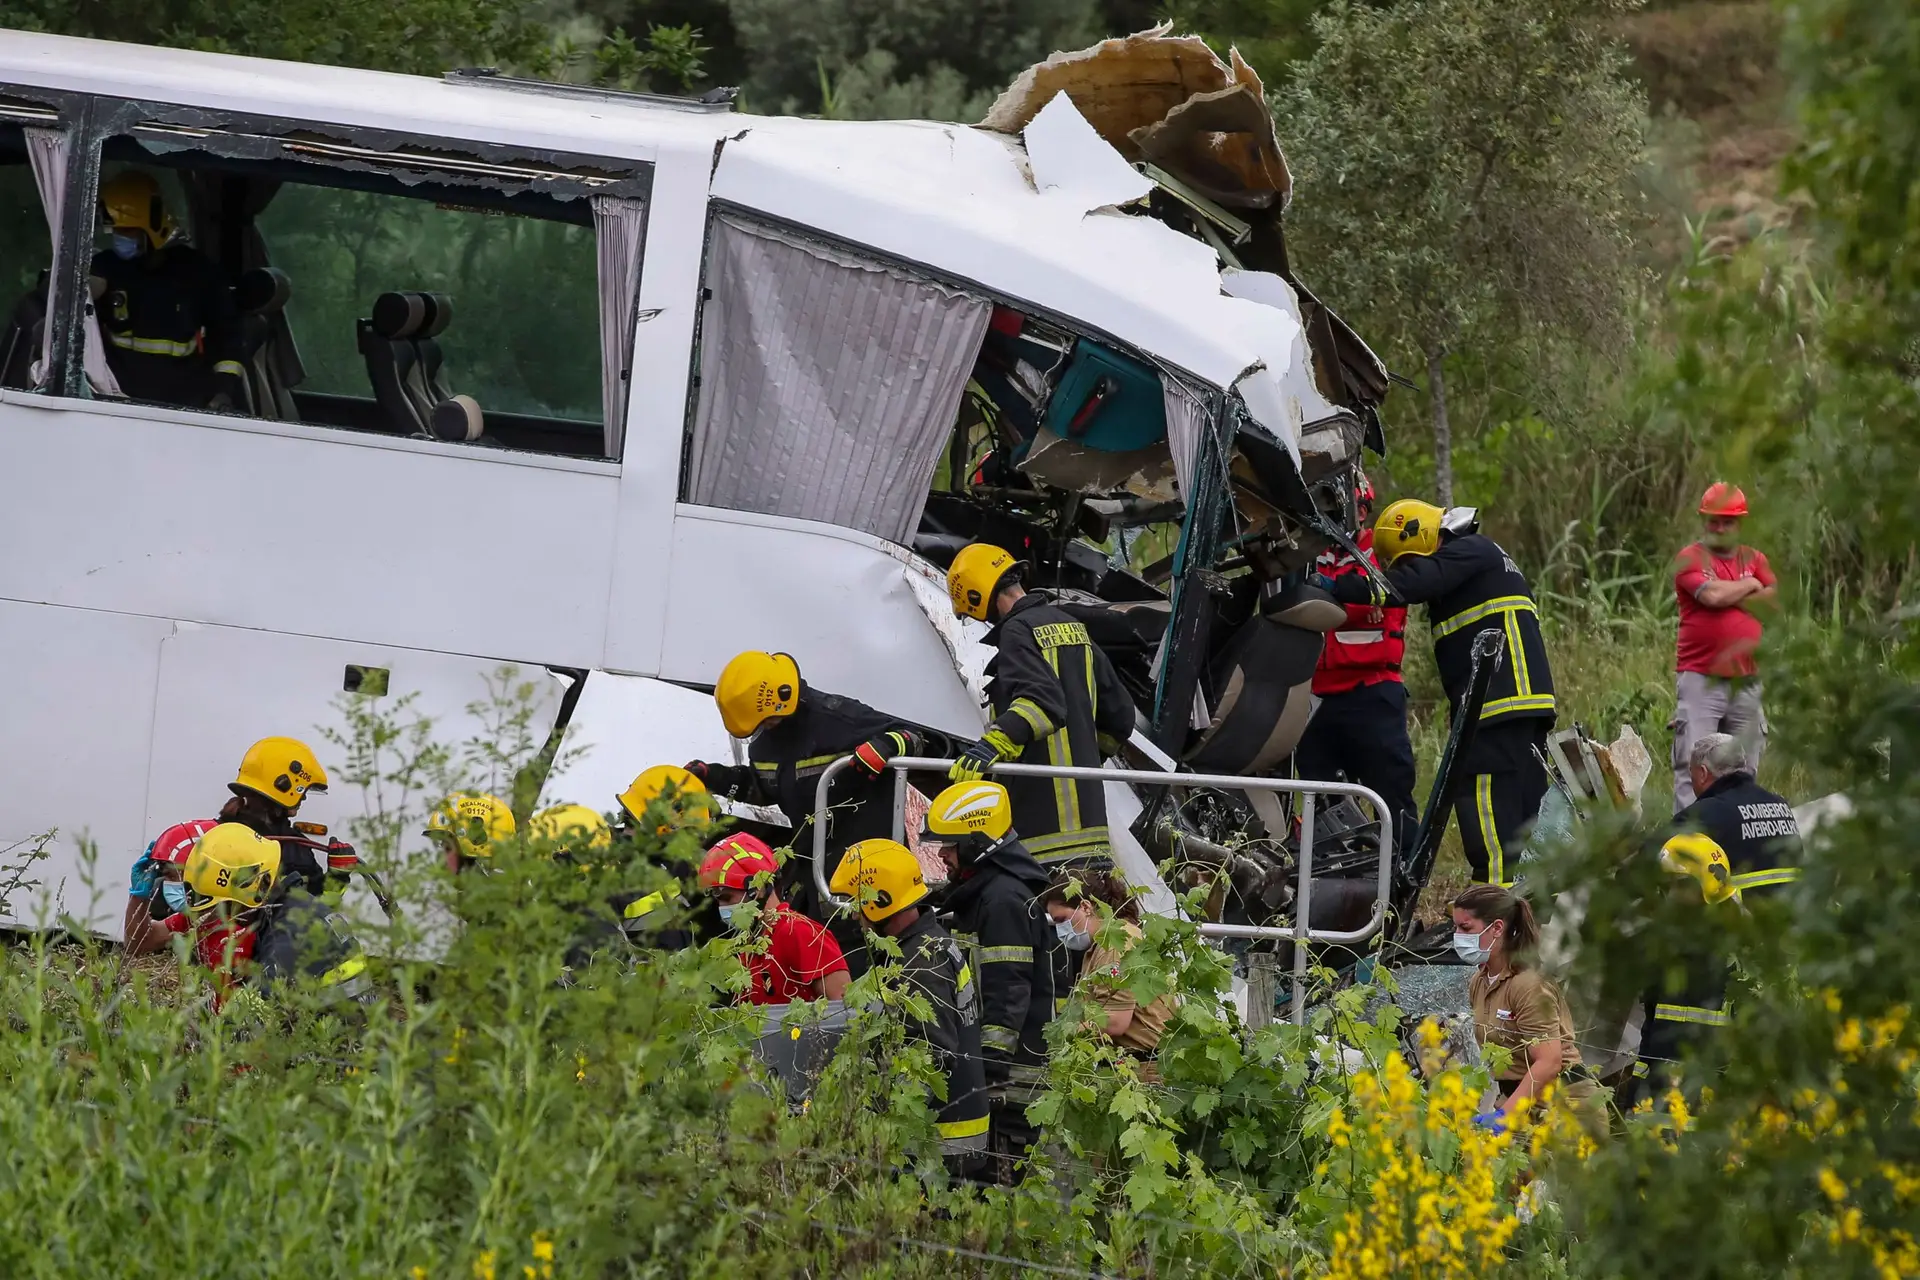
1818, 1167, 1849, 1203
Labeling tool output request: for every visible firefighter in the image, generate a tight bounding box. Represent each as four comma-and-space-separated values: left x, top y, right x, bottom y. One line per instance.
945, 543, 1137, 868
1294, 471, 1418, 858
181, 822, 372, 1012
686, 650, 943, 978
921, 780, 1055, 1175
93, 170, 247, 411
214, 736, 356, 898
1319, 502, 1556, 886
528, 803, 613, 861
124, 817, 218, 957
1678, 732, 1803, 899
830, 837, 990, 1174
424, 793, 516, 874
699, 832, 850, 1004
1632, 832, 1743, 1104
611, 765, 720, 948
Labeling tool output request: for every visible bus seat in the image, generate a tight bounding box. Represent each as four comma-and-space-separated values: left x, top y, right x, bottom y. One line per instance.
414, 292, 454, 404
357, 291, 432, 434
427, 393, 488, 443
0, 279, 46, 391
234, 267, 295, 420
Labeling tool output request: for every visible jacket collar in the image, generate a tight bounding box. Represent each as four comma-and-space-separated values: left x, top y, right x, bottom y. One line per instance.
1700, 770, 1757, 801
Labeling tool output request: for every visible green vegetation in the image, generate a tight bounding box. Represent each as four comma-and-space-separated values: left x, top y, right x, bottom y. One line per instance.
7, 0, 1920, 1273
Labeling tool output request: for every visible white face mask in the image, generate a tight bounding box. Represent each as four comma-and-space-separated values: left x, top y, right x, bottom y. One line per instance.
1452, 929, 1493, 965
1055, 917, 1093, 952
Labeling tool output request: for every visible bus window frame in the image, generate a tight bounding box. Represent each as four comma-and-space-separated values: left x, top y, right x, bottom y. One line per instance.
0, 84, 91, 400
38, 91, 651, 453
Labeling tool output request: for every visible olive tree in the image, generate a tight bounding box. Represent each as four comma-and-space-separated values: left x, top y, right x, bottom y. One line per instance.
1276, 0, 1644, 505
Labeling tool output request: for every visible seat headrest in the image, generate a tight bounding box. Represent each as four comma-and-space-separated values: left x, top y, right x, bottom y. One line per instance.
417, 292, 453, 338
429, 394, 484, 443
236, 267, 292, 316
371, 291, 430, 340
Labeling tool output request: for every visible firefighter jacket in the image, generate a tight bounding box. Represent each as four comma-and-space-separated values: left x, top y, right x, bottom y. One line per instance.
1645, 884, 1736, 1038
933, 836, 1056, 1076
252, 883, 374, 1008
704, 684, 943, 865
1312, 530, 1407, 696
983, 593, 1137, 864
1335, 532, 1555, 728
92, 245, 245, 410
893, 910, 990, 1156
1680, 772, 1804, 898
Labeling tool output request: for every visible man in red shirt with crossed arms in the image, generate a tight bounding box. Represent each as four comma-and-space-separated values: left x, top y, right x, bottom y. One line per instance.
1294, 472, 1418, 856
1671, 483, 1777, 812
699, 833, 851, 1004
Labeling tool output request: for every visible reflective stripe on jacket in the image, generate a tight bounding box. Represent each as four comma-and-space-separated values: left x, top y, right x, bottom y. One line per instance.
983, 593, 1136, 864
895, 912, 989, 1154
935, 836, 1056, 1071
1339, 533, 1556, 728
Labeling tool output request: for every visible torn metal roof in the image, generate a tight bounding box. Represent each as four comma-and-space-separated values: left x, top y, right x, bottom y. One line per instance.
712, 106, 1338, 460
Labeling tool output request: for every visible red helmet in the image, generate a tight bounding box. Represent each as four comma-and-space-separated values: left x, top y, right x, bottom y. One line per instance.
1699, 483, 1749, 517
698, 833, 779, 892
150, 819, 220, 867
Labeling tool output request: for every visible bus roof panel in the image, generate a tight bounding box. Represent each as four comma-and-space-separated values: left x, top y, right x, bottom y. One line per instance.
0, 31, 724, 164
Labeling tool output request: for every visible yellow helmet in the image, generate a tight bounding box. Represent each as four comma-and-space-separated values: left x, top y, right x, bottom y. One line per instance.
714, 651, 801, 739
616, 765, 715, 831
424, 793, 516, 860
925, 780, 1013, 843
1660, 832, 1739, 906
98, 170, 174, 246
1372, 499, 1444, 564
183, 823, 283, 910
947, 543, 1021, 621
528, 803, 613, 858
232, 736, 328, 809
829, 838, 929, 922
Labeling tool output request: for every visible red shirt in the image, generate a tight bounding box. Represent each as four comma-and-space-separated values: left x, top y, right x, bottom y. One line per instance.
1312, 530, 1407, 695
742, 903, 848, 1005
1675, 542, 1774, 677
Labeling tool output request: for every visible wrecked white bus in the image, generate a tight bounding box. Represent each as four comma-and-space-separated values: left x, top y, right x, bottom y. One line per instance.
0, 29, 1389, 937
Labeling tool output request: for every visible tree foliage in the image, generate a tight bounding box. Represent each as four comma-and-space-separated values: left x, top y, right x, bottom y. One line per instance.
1277, 0, 1645, 504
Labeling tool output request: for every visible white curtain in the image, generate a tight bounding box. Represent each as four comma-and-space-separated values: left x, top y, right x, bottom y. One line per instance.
23, 128, 122, 397
688, 215, 991, 544
23, 128, 64, 389
592, 194, 647, 460
1162, 375, 1211, 504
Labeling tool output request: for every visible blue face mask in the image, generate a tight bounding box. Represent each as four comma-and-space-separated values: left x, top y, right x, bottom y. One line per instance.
110, 232, 144, 260
161, 879, 190, 913
1452, 928, 1494, 966
718, 899, 758, 932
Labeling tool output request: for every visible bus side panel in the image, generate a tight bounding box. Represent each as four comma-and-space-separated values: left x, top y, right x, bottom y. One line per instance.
0, 396, 620, 668
142, 621, 567, 936
0, 600, 173, 933
657, 506, 984, 738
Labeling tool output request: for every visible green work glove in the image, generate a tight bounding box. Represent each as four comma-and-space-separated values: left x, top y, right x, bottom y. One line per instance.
950, 727, 1021, 781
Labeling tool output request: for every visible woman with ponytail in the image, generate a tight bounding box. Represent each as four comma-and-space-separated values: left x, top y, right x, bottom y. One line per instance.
1452, 883, 1599, 1129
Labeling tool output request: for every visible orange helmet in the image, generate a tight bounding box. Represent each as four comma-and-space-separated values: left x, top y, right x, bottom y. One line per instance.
698, 833, 779, 892
1699, 483, 1749, 518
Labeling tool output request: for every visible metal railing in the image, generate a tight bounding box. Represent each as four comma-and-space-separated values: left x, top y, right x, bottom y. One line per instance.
811, 755, 1392, 1024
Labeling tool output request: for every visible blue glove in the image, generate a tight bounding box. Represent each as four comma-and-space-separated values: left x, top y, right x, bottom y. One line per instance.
129, 844, 159, 899
1307, 573, 1337, 593
1472, 1111, 1507, 1134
